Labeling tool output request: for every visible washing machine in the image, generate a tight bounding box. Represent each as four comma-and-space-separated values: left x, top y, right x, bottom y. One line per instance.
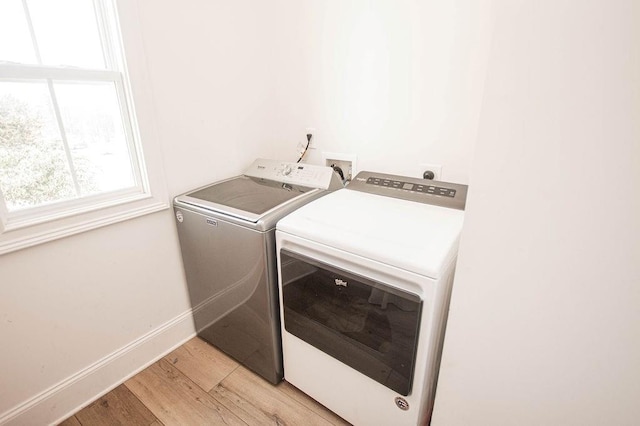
173, 158, 342, 384
276, 171, 468, 425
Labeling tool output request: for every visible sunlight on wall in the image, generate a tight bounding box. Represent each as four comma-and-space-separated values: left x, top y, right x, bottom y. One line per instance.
342, 8, 390, 141
273, 0, 492, 182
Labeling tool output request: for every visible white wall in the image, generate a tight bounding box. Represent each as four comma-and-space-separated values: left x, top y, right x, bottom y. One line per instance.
271, 0, 492, 182
136, 0, 285, 194
433, 0, 640, 425
0, 1, 280, 424
0, 213, 190, 423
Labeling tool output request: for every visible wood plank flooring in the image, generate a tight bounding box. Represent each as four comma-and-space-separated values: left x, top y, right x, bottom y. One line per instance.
58, 337, 349, 426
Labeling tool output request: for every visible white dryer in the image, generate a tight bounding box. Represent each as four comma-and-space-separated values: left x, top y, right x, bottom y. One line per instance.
276, 171, 468, 425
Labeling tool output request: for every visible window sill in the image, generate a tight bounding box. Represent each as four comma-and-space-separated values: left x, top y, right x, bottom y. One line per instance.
0, 197, 169, 255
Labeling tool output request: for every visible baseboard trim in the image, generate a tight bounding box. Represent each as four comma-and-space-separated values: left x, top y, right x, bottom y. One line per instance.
0, 309, 196, 426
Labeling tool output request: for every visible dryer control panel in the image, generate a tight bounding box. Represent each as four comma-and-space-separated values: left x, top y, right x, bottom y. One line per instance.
245, 158, 343, 190
350, 171, 468, 210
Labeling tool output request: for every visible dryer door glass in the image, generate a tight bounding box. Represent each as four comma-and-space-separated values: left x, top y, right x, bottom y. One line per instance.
280, 250, 422, 396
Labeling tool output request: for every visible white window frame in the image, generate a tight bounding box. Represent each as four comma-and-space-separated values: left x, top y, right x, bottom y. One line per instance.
0, 0, 169, 254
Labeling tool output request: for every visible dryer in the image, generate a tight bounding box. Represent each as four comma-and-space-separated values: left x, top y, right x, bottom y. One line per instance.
276, 171, 467, 425
173, 158, 342, 384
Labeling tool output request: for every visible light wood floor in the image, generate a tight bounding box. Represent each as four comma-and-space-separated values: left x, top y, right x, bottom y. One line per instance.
58, 337, 349, 426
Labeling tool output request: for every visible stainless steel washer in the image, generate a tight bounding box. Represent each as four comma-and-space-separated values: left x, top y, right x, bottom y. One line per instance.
173, 158, 342, 384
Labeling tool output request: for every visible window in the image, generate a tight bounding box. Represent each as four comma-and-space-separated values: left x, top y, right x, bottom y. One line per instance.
0, 0, 168, 254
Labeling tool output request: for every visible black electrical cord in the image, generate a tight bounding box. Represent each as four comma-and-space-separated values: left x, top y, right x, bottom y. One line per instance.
296, 133, 312, 163
331, 164, 345, 181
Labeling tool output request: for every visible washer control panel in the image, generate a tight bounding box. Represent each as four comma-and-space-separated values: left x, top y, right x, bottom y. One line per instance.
350, 171, 468, 210
244, 158, 343, 190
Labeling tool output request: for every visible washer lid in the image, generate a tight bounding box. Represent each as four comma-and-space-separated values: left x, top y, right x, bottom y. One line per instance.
276, 189, 465, 279
176, 176, 313, 222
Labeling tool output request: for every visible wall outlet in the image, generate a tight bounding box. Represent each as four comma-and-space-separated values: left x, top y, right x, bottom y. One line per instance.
419, 163, 442, 181
323, 152, 357, 182
297, 128, 317, 160
305, 127, 316, 149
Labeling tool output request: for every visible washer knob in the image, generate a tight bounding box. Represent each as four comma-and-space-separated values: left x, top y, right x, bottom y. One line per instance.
283, 165, 292, 175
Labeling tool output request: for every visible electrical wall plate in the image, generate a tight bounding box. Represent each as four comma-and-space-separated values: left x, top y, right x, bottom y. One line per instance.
322, 152, 357, 182
305, 127, 316, 149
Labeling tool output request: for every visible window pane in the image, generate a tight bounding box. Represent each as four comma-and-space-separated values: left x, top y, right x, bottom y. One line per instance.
27, 0, 105, 68
0, 81, 76, 211
0, 0, 37, 64
55, 82, 135, 196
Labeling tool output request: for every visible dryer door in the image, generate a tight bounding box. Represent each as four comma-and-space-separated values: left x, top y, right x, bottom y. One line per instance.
280, 249, 422, 396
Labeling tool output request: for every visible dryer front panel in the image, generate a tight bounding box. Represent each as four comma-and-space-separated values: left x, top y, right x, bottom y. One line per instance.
276, 231, 452, 426
280, 249, 422, 396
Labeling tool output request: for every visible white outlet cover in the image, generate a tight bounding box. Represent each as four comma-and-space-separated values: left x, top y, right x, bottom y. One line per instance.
305, 127, 316, 148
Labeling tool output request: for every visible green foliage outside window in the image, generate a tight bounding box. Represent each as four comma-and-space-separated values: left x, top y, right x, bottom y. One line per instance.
0, 95, 97, 210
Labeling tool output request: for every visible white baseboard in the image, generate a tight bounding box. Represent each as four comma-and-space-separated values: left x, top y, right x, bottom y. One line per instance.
0, 309, 196, 426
